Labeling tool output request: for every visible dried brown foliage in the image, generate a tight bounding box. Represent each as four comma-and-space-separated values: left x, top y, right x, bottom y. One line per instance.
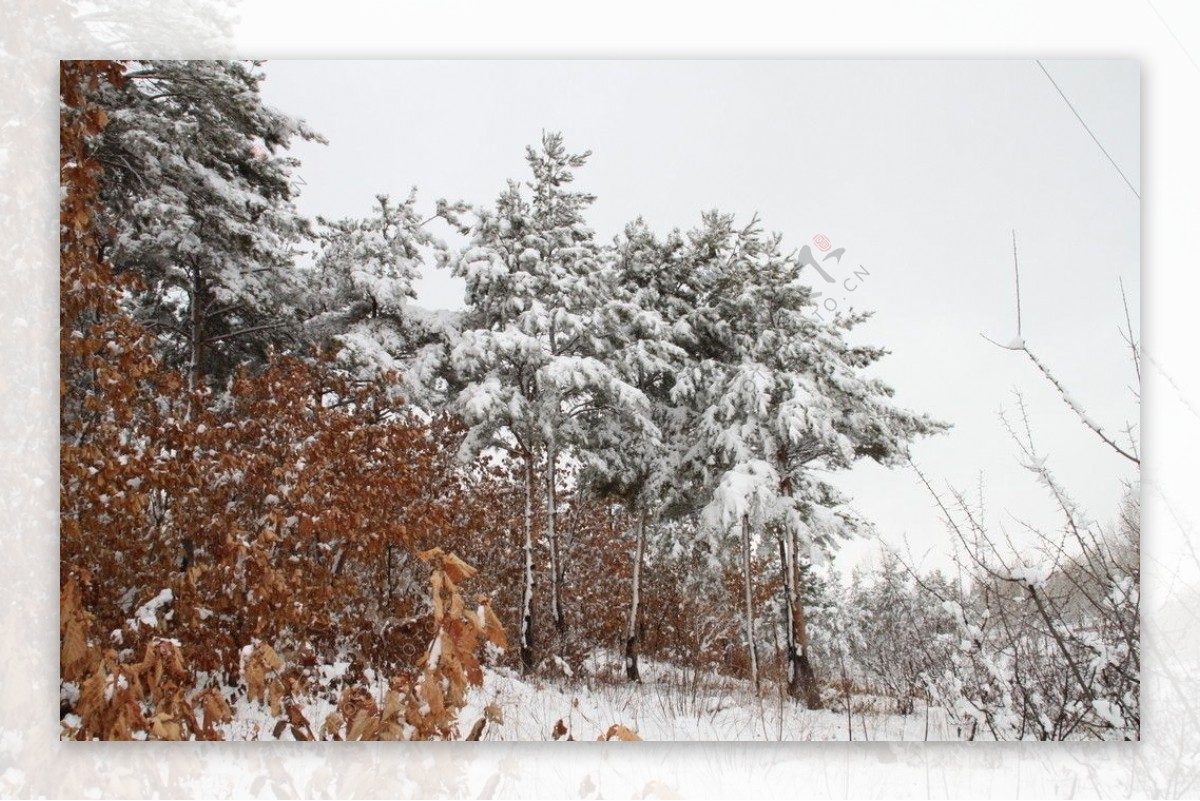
60, 61, 513, 740
317, 549, 507, 741
599, 723, 642, 741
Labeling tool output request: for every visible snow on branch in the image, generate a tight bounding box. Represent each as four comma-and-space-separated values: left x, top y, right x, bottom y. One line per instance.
982, 230, 1139, 465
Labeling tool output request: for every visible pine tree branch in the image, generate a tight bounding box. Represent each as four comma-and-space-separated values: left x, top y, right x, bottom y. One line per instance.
202, 322, 287, 345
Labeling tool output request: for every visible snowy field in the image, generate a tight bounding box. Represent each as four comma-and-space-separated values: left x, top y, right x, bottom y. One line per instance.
458, 664, 960, 742
209, 652, 963, 743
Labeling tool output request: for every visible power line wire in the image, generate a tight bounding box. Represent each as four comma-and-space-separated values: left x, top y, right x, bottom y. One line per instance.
1035, 59, 1141, 200
1144, 0, 1200, 78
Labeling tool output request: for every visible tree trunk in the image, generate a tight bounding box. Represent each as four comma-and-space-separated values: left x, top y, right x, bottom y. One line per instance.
777, 449, 822, 709
520, 456, 536, 673
741, 513, 760, 692
779, 532, 800, 697
793, 586, 821, 709
780, 528, 822, 708
546, 437, 565, 636
188, 259, 206, 392
625, 510, 646, 682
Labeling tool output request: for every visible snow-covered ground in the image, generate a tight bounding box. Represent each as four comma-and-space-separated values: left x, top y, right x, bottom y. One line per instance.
207, 650, 962, 742
457, 653, 962, 742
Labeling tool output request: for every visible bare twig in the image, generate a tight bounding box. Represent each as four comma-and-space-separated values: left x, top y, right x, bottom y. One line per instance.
1119, 277, 1140, 385
982, 238, 1139, 465
1021, 348, 1140, 465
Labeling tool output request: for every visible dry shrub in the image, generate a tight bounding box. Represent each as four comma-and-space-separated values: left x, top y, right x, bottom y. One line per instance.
60, 61, 515, 740
318, 548, 506, 741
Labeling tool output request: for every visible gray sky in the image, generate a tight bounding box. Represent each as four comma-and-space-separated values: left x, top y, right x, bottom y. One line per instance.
259, 60, 1140, 573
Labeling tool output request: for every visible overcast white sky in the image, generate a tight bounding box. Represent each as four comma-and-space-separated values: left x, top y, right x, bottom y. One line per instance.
259, 60, 1140, 573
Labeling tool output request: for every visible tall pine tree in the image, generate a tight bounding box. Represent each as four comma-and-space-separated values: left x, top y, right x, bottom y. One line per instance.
90, 59, 323, 388
448, 133, 654, 670
678, 212, 948, 701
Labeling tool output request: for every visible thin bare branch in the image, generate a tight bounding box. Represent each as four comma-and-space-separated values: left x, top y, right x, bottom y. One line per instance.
1119, 277, 1140, 385
1021, 348, 1140, 465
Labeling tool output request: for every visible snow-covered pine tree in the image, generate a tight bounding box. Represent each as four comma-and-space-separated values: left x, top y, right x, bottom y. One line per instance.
90, 60, 323, 388
580, 218, 698, 680
685, 211, 947, 702
302, 192, 458, 407
847, 552, 958, 714
448, 133, 654, 671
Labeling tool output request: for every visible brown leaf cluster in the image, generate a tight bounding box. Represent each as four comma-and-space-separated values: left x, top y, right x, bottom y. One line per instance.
59, 62, 514, 741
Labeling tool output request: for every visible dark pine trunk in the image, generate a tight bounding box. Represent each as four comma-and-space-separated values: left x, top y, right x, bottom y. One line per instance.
625, 511, 646, 682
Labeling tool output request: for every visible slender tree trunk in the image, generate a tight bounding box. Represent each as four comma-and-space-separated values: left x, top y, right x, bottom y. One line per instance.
545, 314, 566, 642
188, 259, 205, 393
625, 510, 646, 682
780, 528, 821, 707
520, 455, 536, 673
792, 551, 820, 705
777, 450, 822, 709
779, 532, 800, 696
741, 513, 760, 692
546, 437, 565, 637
